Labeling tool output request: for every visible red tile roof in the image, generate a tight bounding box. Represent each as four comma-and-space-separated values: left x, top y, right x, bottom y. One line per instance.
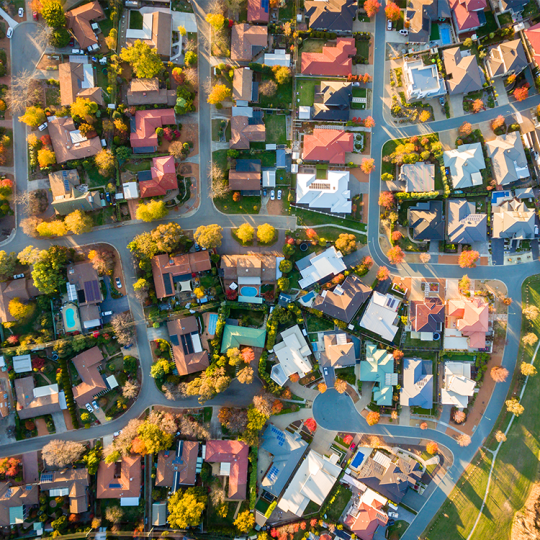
450, 0, 481, 30
301, 38, 356, 76
526, 23, 540, 65
462, 0, 487, 9
130, 109, 176, 149
72, 346, 107, 407
66, 0, 105, 51
448, 297, 489, 348
345, 502, 388, 540
140, 156, 178, 197
248, 0, 270, 22
97, 455, 141, 499
302, 128, 354, 164
205, 440, 249, 500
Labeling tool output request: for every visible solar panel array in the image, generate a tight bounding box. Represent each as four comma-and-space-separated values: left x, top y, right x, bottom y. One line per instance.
270, 425, 286, 447
261, 0, 269, 12
84, 280, 101, 303
109, 483, 122, 489
163, 275, 174, 296
267, 465, 279, 482
41, 473, 53, 483
62, 171, 70, 192
5, 488, 12, 498
181, 333, 194, 355
170, 334, 179, 346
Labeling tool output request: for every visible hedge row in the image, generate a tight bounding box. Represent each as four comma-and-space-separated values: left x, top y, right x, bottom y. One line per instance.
258, 351, 282, 395
249, 447, 258, 510
58, 357, 79, 429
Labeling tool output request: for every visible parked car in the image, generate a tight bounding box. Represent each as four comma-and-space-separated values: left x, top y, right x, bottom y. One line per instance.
194, 243, 201, 251
270, 190, 275, 201
323, 367, 329, 376
399, 29, 408, 35
277, 189, 282, 200
388, 512, 399, 519
105, 192, 111, 203
33, 11, 38, 19
101, 310, 113, 316
92, 400, 99, 411
6, 27, 12, 38
115, 277, 122, 289
263, 189, 267, 197
387, 519, 395, 527
18, 7, 23, 17
387, 19, 392, 30
38, 122, 48, 131
71, 48, 83, 54
85, 403, 93, 413
12, 273, 24, 279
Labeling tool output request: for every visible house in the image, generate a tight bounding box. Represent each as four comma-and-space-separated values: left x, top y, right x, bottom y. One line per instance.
311, 81, 352, 121
312, 275, 371, 323
449, 0, 487, 34
446, 296, 489, 349
97, 455, 142, 503
49, 169, 101, 215
301, 37, 356, 76
125, 11, 172, 58
270, 325, 313, 386
228, 160, 261, 193
406, 0, 450, 43
398, 162, 435, 192
359, 342, 397, 406
296, 169, 351, 213
67, 262, 101, 308
278, 450, 341, 516
320, 333, 357, 367
167, 317, 209, 376
263, 50, 291, 67
408, 200, 445, 242
302, 129, 354, 164
441, 361, 475, 407
443, 143, 486, 189
0, 483, 39, 526
151, 252, 212, 299
296, 246, 347, 289
0, 279, 40, 324
233, 68, 257, 103
485, 132, 529, 186
486, 39, 528, 79
359, 292, 401, 342
344, 488, 388, 540
229, 115, 266, 149
40, 469, 90, 514
400, 358, 433, 408
447, 199, 487, 244
492, 199, 536, 239
48, 116, 102, 163
248, 0, 269, 23
410, 295, 445, 339
498, 0, 529, 14
130, 109, 176, 152
12, 355, 32, 374
403, 59, 446, 102
443, 48, 483, 94
138, 156, 177, 198
524, 23, 540, 67
72, 347, 107, 408
66, 0, 105, 51
221, 253, 278, 299
305, 0, 357, 33
260, 424, 308, 498
205, 440, 249, 499
220, 325, 267, 352
14, 377, 62, 419
231, 24, 268, 61
59, 62, 103, 107
156, 441, 199, 489
127, 78, 176, 106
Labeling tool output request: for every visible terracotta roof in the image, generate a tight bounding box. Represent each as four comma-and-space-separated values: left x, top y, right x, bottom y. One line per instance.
97, 455, 142, 499
229, 116, 266, 149
221, 254, 276, 283
72, 347, 107, 407
49, 116, 102, 163
248, 0, 270, 22
229, 169, 261, 191
152, 12, 172, 57
410, 298, 445, 333
205, 440, 249, 500
301, 38, 356, 76
40, 469, 89, 514
66, 0, 105, 50
140, 156, 178, 198
0, 279, 39, 323
167, 317, 209, 376
462, 0, 487, 8
450, 0, 481, 31
59, 62, 104, 106
231, 24, 268, 61
14, 376, 61, 419
156, 442, 199, 487
526, 22, 540, 66
0, 482, 39, 526
127, 78, 177, 106
130, 109, 177, 149
151, 252, 212, 299
302, 128, 354, 164
345, 501, 388, 540
233, 68, 254, 102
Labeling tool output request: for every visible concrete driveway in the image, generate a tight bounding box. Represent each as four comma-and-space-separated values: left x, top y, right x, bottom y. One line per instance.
100, 276, 129, 321
322, 365, 335, 388
448, 93, 464, 118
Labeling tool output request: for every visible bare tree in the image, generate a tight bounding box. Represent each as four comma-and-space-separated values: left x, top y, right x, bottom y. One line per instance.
33, 24, 53, 50
226, 409, 248, 433
111, 312, 136, 346
105, 506, 124, 524
162, 382, 184, 400
419, 253, 431, 264
183, 67, 198, 87
5, 69, 35, 112
42, 440, 85, 468
252, 393, 274, 417
147, 410, 177, 434
122, 380, 140, 400
456, 434, 471, 447
178, 415, 210, 440
210, 486, 226, 507
259, 80, 277, 97
207, 0, 226, 13
21, 216, 43, 237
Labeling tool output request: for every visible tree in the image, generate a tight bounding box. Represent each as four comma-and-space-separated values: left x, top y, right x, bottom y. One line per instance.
506, 397, 524, 416
387, 246, 405, 264
257, 223, 275, 244
458, 250, 480, 268
419, 252, 431, 264
521, 362, 537, 376
185, 51, 197, 67
116, 146, 132, 161
41, 0, 65, 27
366, 411, 380, 426
136, 200, 169, 222
360, 158, 375, 174
235, 511, 255, 533
137, 422, 174, 454
168, 488, 207, 529
453, 410, 466, 424
194, 287, 205, 299
169, 141, 185, 158
491, 115, 505, 132
385, 1, 401, 20
259, 79, 277, 97
277, 277, 289, 291
458, 274, 471, 294
364, 116, 376, 128
457, 434, 471, 447
318, 383, 327, 393
64, 210, 92, 235
459, 122, 472, 136
364, 0, 381, 16
523, 305, 539, 321
514, 86, 529, 102
393, 349, 404, 361
88, 248, 115, 276
495, 430, 507, 443
279, 259, 293, 273
522, 332, 538, 346
419, 110, 431, 122
120, 40, 164, 78
472, 99, 484, 113
334, 378, 347, 393
376, 266, 390, 281
273, 66, 292, 85
8, 298, 35, 321
36, 220, 67, 237
237, 366, 254, 384
151, 359, 174, 380
490, 366, 508, 382
194, 224, 223, 248
391, 230, 402, 243
31, 245, 71, 294
426, 442, 438, 455
105, 506, 124, 524
42, 440, 85, 467
94, 149, 116, 177
206, 12, 225, 29
242, 347, 255, 364
379, 191, 395, 208
111, 312, 136, 346
0, 251, 17, 281
70, 97, 98, 120
37, 148, 56, 168
236, 223, 254, 243
208, 84, 231, 105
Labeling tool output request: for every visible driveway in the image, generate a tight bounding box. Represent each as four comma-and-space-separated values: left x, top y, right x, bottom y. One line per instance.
51, 411, 67, 434
100, 276, 129, 321
491, 238, 504, 266
448, 93, 464, 118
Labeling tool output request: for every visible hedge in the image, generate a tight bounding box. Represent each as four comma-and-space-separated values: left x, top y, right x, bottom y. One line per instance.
58, 356, 79, 429
265, 501, 277, 518
249, 447, 258, 510
258, 351, 282, 395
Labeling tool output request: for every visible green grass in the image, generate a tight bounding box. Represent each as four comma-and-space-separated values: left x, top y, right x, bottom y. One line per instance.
276, 169, 292, 185
123, 160, 151, 172
212, 119, 228, 142
353, 87, 367, 98
258, 76, 292, 110
213, 149, 229, 173
297, 226, 365, 243
477, 11, 498, 37
388, 520, 409, 539
278, 1, 295, 19
306, 315, 335, 333
325, 484, 353, 522
264, 114, 287, 144
214, 192, 261, 214
98, 18, 113, 38
297, 77, 321, 107
293, 207, 367, 236
129, 10, 144, 29
85, 166, 111, 188
497, 12, 512, 25
45, 86, 60, 107
356, 39, 370, 61
403, 333, 442, 350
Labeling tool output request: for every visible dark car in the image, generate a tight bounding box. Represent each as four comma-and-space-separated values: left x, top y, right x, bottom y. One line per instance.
32, 10, 38, 19
105, 192, 111, 203
263, 189, 267, 197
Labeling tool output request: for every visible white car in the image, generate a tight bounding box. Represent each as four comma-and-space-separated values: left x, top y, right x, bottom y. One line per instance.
92, 400, 99, 411
399, 29, 409, 35
323, 367, 329, 376
12, 273, 24, 279
38, 122, 48, 132
277, 189, 282, 200
6, 27, 12, 39
388, 512, 399, 519
270, 190, 275, 201
387, 19, 393, 30
85, 403, 93, 413
18, 7, 23, 17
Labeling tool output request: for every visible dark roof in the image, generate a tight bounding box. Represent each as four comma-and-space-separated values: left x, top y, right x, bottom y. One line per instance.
410, 298, 445, 333
236, 159, 262, 172
408, 200, 445, 241
305, 0, 357, 32
313, 81, 352, 121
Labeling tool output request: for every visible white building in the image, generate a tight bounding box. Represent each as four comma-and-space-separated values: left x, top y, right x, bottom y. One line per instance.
297, 246, 347, 289
403, 59, 446, 102
296, 170, 352, 213
359, 292, 401, 342
441, 361, 475, 408
263, 50, 291, 67
271, 325, 312, 386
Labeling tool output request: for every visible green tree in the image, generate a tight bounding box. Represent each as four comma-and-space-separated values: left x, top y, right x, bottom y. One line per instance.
31, 245, 72, 294
0, 251, 17, 281
120, 40, 164, 78
151, 359, 174, 379
115, 146, 132, 161
277, 277, 289, 291
257, 223, 275, 244
184, 51, 197, 67
70, 97, 98, 120
41, 0, 66, 28
8, 297, 36, 321
236, 223, 254, 244
279, 259, 292, 273
137, 422, 174, 454
168, 487, 208, 529
81, 412, 90, 423
335, 233, 357, 255
20, 107, 46, 128
136, 200, 169, 222
194, 224, 223, 248
282, 243, 295, 258
64, 210, 93, 235
82, 445, 102, 475
234, 510, 255, 533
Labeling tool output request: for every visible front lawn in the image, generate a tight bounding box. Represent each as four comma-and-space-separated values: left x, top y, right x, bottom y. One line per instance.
264, 114, 287, 144
293, 207, 367, 236
324, 484, 353, 522
497, 12, 512, 25
356, 39, 370, 61
129, 10, 144, 29
214, 192, 261, 214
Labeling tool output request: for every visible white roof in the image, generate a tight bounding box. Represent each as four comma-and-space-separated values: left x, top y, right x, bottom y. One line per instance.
120, 497, 140, 506
13, 355, 32, 373
441, 361, 475, 407
220, 462, 231, 476
270, 363, 289, 386
123, 182, 139, 200
296, 170, 352, 213
192, 333, 202, 353
298, 246, 346, 289
33, 384, 59, 398
298, 106, 311, 120
262, 170, 276, 187
359, 292, 401, 342
263, 51, 291, 66
106, 375, 119, 389
83, 318, 101, 329
443, 143, 486, 189
50, 488, 69, 497
273, 325, 312, 381
126, 12, 153, 39
0, 356, 6, 368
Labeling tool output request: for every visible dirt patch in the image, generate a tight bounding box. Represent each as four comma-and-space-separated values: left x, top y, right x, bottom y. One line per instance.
127, 198, 140, 220
267, 198, 285, 215
438, 254, 460, 264
350, 167, 370, 183
37, 54, 61, 71
512, 483, 540, 540
181, 120, 199, 158
35, 418, 48, 437
62, 410, 75, 430
360, 193, 368, 223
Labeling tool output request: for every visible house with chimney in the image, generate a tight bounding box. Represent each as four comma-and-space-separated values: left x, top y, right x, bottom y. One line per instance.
97, 455, 142, 505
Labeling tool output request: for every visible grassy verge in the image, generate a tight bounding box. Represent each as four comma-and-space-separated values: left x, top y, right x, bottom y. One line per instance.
293, 207, 367, 236
214, 192, 260, 214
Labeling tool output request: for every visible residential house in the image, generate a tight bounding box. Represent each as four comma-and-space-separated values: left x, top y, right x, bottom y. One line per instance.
492, 199, 536, 239
97, 455, 142, 504
498, 0, 529, 14
447, 199, 487, 244
156, 441, 199, 490
138, 156, 177, 198
205, 440, 249, 499
48, 116, 102, 163
125, 11, 172, 58
0, 279, 40, 324
0, 483, 39, 526
127, 78, 176, 106
167, 317, 209, 376
485, 132, 529, 185
301, 38, 356, 76
40, 469, 90, 514
312, 274, 371, 323
443, 48, 483, 94
231, 24, 268, 61
296, 170, 352, 213
228, 159, 261, 194
151, 252, 212, 299
270, 325, 313, 386
409, 283, 445, 339
221, 253, 278, 300
403, 59, 446, 101
446, 295, 489, 349
443, 143, 486, 189
320, 333, 357, 367
260, 424, 308, 498
14, 377, 63, 419
408, 200, 445, 242
524, 23, 540, 67
263, 50, 291, 67
398, 162, 435, 192
130, 109, 176, 153
72, 347, 108, 408
296, 246, 347, 289
66, 0, 105, 51
359, 292, 401, 342
449, 0, 487, 34
248, 0, 269, 23
441, 360, 475, 407
305, 0, 357, 33
405, 0, 450, 43
220, 324, 267, 352
400, 358, 433, 408
278, 450, 341, 516
229, 115, 266, 149
233, 68, 257, 103
311, 81, 352, 121
359, 342, 397, 406
67, 262, 101, 310
302, 129, 354, 164
344, 488, 388, 540
486, 39, 528, 79
49, 169, 101, 215
59, 62, 103, 107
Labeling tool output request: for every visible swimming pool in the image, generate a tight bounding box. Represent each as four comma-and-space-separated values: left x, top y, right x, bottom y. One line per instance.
241, 286, 258, 297
440, 26, 452, 45
492, 190, 511, 204
207, 313, 218, 336
64, 305, 79, 332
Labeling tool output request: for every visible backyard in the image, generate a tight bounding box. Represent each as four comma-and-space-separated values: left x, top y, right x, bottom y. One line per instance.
258, 75, 292, 109
297, 77, 322, 107
264, 114, 287, 144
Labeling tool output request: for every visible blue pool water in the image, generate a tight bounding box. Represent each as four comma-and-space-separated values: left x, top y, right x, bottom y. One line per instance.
440, 26, 452, 45
241, 286, 258, 297
207, 313, 218, 335
351, 452, 365, 469
65, 307, 76, 330
491, 191, 511, 204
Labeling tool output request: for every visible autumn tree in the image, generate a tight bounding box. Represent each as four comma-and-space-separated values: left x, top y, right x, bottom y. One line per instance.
236, 223, 254, 244
506, 397, 524, 416
105, 506, 124, 524
136, 200, 169, 222
393, 349, 404, 361
94, 149, 116, 177
194, 224, 223, 248
120, 40, 164, 78
37, 148, 56, 168
490, 366, 508, 382
419, 110, 431, 122
426, 441, 438, 455
391, 230, 402, 243
385, 1, 401, 20
8, 298, 36, 321
206, 12, 225, 29
65, 210, 92, 235
259, 79, 277, 97
257, 223, 276, 244
522, 332, 538, 346
334, 378, 347, 393
111, 312, 136, 346
242, 348, 255, 363
70, 97, 98, 121
459, 274, 471, 294
360, 158, 375, 174
459, 122, 472, 136
366, 411, 380, 426
514, 86, 529, 102
36, 220, 67, 237
88, 248, 115, 276
19, 106, 46, 128
364, 116, 376, 128
318, 383, 327, 393
364, 0, 381, 16
471, 99, 484, 113
168, 488, 208, 529
457, 434, 471, 447
235, 510, 255, 533
453, 410, 466, 424
420, 252, 431, 264
42, 440, 85, 468
123, 380, 140, 399
523, 305, 539, 321
208, 84, 231, 105
491, 115, 505, 132
458, 250, 480, 268
237, 366, 254, 384
136, 422, 174, 454
495, 430, 507, 443
335, 233, 357, 255
273, 66, 292, 85
521, 362, 537, 376
387, 246, 405, 264
376, 266, 390, 281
